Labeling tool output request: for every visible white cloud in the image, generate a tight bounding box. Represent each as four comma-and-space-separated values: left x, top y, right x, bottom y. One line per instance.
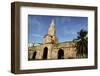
32, 33, 43, 38
63, 28, 77, 36
29, 17, 44, 32
76, 23, 88, 30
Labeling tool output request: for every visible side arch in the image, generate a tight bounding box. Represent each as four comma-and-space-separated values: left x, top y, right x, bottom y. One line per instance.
32, 51, 37, 60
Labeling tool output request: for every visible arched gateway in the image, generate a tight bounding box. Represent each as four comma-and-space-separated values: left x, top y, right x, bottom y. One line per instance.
43, 47, 48, 59
58, 49, 64, 59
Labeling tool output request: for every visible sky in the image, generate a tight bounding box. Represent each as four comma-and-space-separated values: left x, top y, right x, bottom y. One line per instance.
28, 15, 88, 44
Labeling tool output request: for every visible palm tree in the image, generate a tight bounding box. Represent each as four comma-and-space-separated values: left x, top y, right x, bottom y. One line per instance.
73, 29, 88, 58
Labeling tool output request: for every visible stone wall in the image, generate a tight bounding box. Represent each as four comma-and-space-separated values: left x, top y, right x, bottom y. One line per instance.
28, 41, 77, 60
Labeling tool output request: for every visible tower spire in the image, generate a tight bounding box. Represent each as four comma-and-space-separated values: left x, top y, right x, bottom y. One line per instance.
48, 19, 56, 36
50, 19, 55, 26
43, 19, 58, 44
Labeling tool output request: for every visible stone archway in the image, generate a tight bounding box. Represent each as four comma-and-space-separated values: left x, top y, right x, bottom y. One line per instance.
58, 49, 64, 59
32, 51, 37, 60
43, 47, 48, 59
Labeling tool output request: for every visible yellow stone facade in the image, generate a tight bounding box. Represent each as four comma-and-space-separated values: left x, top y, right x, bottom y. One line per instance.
28, 19, 77, 60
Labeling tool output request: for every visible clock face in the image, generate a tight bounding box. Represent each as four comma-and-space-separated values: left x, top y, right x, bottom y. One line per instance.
44, 35, 52, 43
46, 36, 52, 43
44, 35, 58, 44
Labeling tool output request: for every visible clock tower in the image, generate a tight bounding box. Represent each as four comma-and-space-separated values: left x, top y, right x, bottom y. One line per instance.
43, 19, 58, 44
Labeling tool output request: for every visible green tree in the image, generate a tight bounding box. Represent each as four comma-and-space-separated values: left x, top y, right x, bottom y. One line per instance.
73, 29, 88, 58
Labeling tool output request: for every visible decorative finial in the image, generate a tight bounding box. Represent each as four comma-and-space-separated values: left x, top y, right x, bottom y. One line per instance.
50, 19, 55, 26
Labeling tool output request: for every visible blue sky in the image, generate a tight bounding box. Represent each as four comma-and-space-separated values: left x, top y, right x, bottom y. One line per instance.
28, 15, 88, 43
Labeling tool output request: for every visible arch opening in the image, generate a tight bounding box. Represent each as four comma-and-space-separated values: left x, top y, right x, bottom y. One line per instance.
32, 51, 37, 60
58, 49, 64, 59
43, 47, 48, 59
